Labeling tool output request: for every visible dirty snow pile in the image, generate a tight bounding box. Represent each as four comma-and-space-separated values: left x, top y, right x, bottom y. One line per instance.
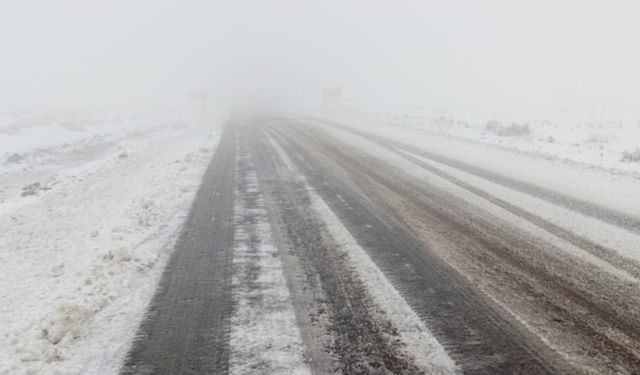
324, 108, 640, 177
0, 111, 222, 374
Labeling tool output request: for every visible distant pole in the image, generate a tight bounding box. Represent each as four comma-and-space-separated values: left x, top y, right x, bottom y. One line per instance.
188, 91, 208, 122
321, 88, 342, 110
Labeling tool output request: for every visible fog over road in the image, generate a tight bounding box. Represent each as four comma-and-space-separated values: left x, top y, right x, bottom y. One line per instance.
123, 115, 640, 374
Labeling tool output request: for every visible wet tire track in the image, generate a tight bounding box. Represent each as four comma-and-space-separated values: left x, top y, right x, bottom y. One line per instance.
389, 146, 640, 279
317, 119, 640, 235
244, 122, 424, 374
272, 121, 640, 373
121, 125, 236, 375
267, 123, 566, 373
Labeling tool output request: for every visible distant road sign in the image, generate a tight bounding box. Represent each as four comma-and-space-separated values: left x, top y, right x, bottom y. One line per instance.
189, 91, 208, 101
321, 88, 342, 108
189, 91, 208, 121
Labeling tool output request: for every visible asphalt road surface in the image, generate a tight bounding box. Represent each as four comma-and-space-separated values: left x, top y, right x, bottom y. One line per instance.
122, 115, 640, 374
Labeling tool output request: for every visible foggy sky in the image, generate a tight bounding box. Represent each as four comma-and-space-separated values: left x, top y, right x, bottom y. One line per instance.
2, 0, 640, 116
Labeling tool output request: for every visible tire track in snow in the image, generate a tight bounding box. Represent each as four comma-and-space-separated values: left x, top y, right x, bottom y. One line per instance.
265, 131, 459, 374
249, 124, 427, 374
269, 121, 571, 373
279, 120, 640, 373
309, 122, 640, 359
392, 146, 640, 280
319, 119, 640, 235
229, 133, 309, 375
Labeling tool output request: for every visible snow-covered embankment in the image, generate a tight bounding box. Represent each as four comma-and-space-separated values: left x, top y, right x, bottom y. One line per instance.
0, 114, 222, 374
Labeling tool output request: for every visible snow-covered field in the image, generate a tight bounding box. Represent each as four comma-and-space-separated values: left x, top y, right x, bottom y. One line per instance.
0, 112, 197, 217
0, 111, 222, 374
323, 109, 640, 178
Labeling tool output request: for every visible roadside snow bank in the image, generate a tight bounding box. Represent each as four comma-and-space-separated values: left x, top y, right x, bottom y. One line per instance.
321, 109, 640, 177
0, 116, 221, 375
0, 111, 190, 218
0, 112, 173, 168
0, 112, 169, 153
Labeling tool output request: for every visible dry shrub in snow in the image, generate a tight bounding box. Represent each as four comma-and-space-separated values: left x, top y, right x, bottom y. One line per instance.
60, 120, 85, 132
485, 120, 503, 133
485, 120, 531, 137
621, 149, 640, 163
585, 133, 610, 144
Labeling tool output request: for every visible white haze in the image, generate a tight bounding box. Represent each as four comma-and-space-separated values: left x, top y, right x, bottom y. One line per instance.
2, 0, 640, 117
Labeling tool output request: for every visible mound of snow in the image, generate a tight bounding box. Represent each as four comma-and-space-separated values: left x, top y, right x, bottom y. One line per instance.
0, 113, 225, 374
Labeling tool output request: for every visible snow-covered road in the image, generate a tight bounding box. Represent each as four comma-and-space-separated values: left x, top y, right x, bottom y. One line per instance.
289, 115, 640, 373
5, 111, 640, 374
125, 112, 640, 374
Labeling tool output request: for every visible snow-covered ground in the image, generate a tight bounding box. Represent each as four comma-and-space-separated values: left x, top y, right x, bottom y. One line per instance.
0, 111, 223, 374
0, 111, 197, 217
322, 108, 640, 178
